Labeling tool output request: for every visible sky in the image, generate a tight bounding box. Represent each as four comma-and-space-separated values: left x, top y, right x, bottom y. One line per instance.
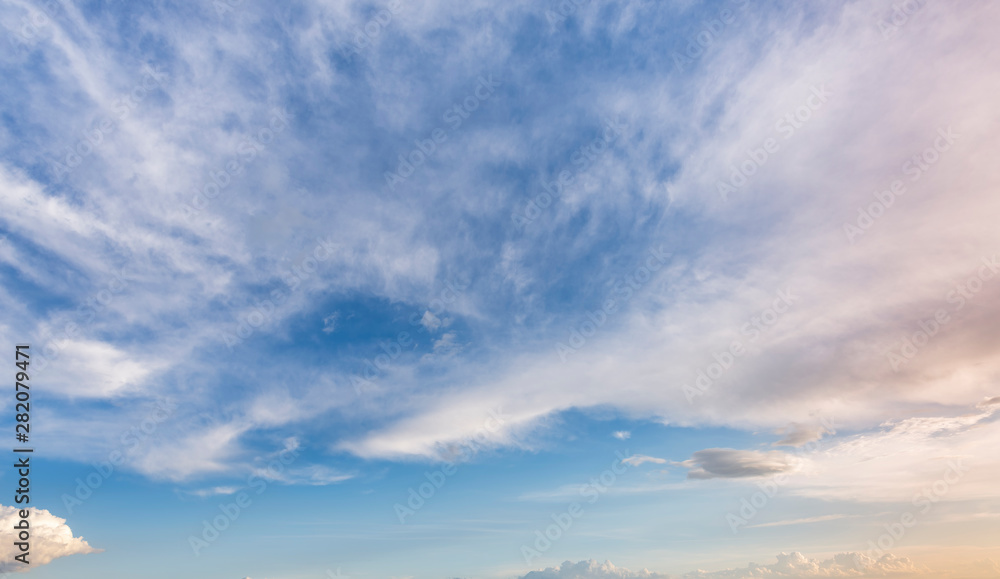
0, 0, 999, 577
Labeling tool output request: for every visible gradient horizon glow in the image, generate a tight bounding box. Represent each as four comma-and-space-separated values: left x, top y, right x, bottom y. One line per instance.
1, 0, 999, 578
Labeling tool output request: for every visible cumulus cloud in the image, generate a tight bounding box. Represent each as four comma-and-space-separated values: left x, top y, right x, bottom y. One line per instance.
521, 559, 669, 579
518, 553, 927, 579
677, 449, 799, 479
0, 505, 100, 572
612, 431, 631, 440
682, 552, 925, 578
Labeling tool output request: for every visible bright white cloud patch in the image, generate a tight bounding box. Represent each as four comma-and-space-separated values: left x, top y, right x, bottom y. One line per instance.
621, 454, 667, 467
39, 339, 155, 398
0, 505, 100, 572
786, 403, 999, 503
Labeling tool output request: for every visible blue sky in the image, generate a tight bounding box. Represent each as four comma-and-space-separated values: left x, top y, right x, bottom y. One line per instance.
1, 0, 1000, 578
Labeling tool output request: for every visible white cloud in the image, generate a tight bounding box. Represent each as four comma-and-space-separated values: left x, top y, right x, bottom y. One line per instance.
131, 421, 250, 481
980, 396, 1000, 408
421, 311, 442, 331
265, 464, 354, 486
0, 505, 100, 572
322, 312, 340, 334
681, 552, 925, 578
785, 404, 1000, 503
518, 553, 928, 579
39, 339, 157, 399
612, 431, 631, 440
747, 514, 858, 529
521, 559, 669, 579
183, 486, 240, 498
423, 332, 463, 362
335, 0, 1000, 471
621, 454, 666, 467
2, 0, 999, 499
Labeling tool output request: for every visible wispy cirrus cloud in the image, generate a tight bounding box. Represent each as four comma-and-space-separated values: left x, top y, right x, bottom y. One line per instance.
1, 0, 998, 521
621, 454, 667, 468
